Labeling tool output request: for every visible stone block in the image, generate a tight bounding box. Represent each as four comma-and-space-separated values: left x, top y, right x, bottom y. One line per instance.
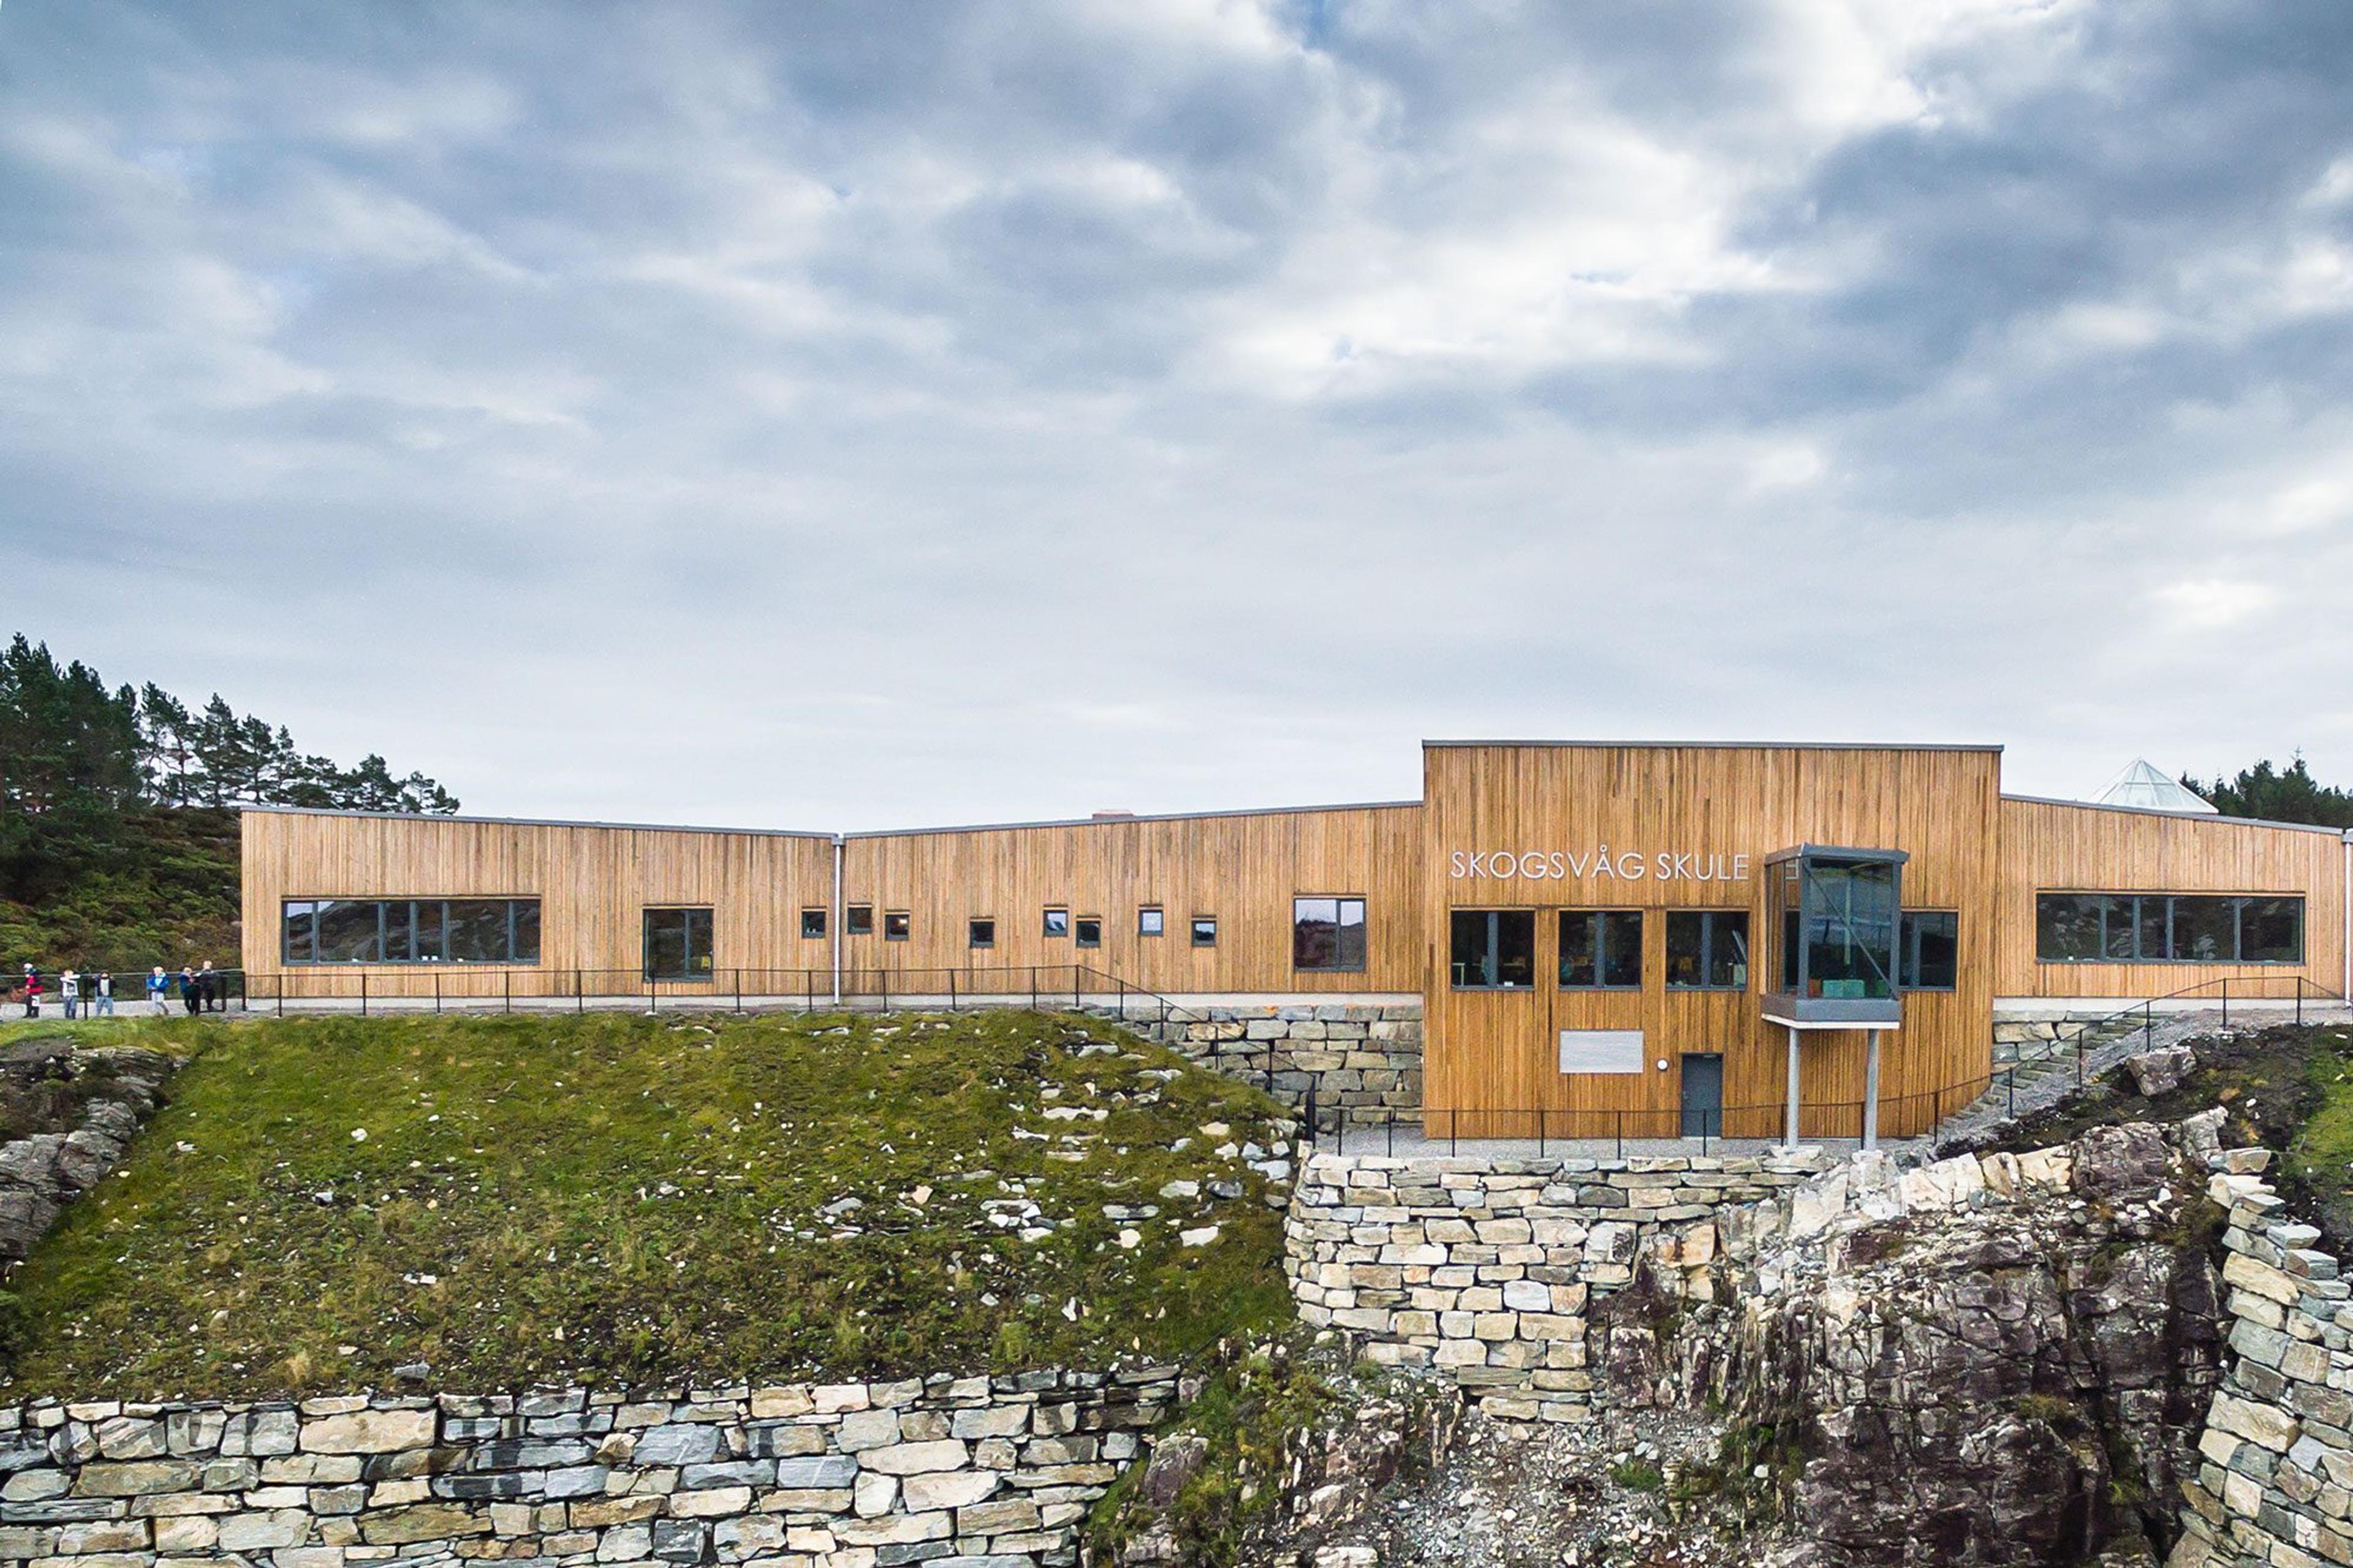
298, 1411, 436, 1456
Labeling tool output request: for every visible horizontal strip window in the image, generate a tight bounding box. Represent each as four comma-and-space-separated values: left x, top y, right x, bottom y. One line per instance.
2036, 893, 2304, 964
1665, 910, 1748, 991
1450, 909, 1534, 990
1898, 909, 1958, 991
282, 898, 540, 965
1293, 896, 1366, 972
643, 907, 713, 982
1559, 910, 1641, 989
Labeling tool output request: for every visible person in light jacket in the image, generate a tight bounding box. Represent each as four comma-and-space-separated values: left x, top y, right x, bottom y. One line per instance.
146, 966, 169, 1015
59, 968, 78, 1020
93, 971, 114, 1017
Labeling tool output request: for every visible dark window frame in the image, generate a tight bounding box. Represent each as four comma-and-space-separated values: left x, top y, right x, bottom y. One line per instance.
1558, 909, 1643, 990
845, 904, 874, 937
282, 898, 542, 966
882, 911, 911, 942
1450, 907, 1537, 991
1190, 914, 1218, 947
642, 906, 716, 982
968, 917, 995, 949
1074, 915, 1104, 949
800, 907, 827, 940
1897, 909, 1960, 991
1043, 907, 1070, 939
2034, 892, 2306, 964
1665, 909, 1750, 991
1138, 907, 1164, 937
1292, 895, 1368, 973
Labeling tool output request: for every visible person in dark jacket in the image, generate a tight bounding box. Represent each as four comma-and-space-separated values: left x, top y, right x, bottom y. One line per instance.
180, 966, 199, 1016
18, 966, 37, 1018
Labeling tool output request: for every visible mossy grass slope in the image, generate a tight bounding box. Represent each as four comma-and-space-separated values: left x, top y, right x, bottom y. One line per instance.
4, 1009, 1295, 1399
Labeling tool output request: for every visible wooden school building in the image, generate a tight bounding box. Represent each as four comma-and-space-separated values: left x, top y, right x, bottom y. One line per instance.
241, 741, 2353, 1142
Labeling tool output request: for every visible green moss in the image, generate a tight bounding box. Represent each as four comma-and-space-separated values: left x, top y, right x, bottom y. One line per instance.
1610, 1457, 1665, 1492
2, 1009, 1295, 1398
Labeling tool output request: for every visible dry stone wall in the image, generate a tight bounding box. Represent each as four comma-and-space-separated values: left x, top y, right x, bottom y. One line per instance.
2175, 1158, 2353, 1568
1282, 1148, 1830, 1422
0, 1369, 1178, 1568
1122, 1004, 1420, 1124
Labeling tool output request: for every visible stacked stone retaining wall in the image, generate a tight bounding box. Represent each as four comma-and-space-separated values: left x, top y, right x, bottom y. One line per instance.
2175, 1160, 2353, 1568
1282, 1148, 1828, 1422
1120, 1003, 1421, 1124
0, 1370, 1178, 1568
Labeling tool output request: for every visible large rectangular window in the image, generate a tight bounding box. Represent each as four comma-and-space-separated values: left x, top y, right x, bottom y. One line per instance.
1559, 910, 1642, 989
2034, 893, 2305, 963
643, 907, 714, 981
1450, 909, 1536, 990
281, 898, 541, 964
1898, 910, 1959, 991
1292, 896, 1367, 972
1665, 911, 1748, 990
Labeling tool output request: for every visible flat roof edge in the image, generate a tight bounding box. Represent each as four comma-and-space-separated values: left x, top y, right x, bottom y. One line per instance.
1422, 739, 2006, 753
239, 805, 836, 841
2002, 793, 2349, 836
842, 800, 1425, 838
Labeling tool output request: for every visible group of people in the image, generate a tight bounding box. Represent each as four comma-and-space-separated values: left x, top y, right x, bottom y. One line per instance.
12, 963, 232, 1018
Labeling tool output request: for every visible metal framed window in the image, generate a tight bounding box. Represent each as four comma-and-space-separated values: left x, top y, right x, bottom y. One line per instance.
1665, 910, 1749, 990
282, 898, 542, 965
1897, 910, 1959, 990
882, 911, 911, 941
1292, 896, 1367, 972
2034, 893, 2304, 963
1075, 916, 1102, 949
1043, 907, 1070, 939
1191, 915, 1218, 947
1449, 909, 1536, 990
800, 907, 827, 940
845, 904, 874, 937
968, 917, 995, 949
643, 907, 714, 982
1138, 907, 1164, 937
1559, 910, 1642, 989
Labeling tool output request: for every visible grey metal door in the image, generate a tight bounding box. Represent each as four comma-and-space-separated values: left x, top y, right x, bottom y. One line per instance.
1679, 1054, 1724, 1138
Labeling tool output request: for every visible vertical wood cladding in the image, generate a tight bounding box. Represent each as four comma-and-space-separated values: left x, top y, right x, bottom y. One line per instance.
1418, 744, 2003, 1138
839, 805, 1425, 993
1995, 796, 2347, 999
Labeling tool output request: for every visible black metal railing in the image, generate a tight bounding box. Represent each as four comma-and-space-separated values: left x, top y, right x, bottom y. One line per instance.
1986, 973, 2342, 1122
1294, 1081, 1972, 1157
219, 963, 1207, 1027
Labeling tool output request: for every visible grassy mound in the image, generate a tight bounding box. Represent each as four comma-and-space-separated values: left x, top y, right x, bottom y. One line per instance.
1, 1010, 1297, 1399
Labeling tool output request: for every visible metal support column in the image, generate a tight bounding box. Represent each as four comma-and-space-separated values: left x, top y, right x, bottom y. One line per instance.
1784, 1025, 1802, 1151
1862, 1029, 1881, 1152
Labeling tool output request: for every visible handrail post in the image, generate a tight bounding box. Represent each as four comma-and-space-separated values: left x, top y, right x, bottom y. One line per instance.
2222, 977, 2229, 1029
881, 969, 889, 1012
1537, 1108, 1545, 1159
360, 971, 368, 1019
2297, 976, 2304, 1028
1029, 967, 1037, 1012
1614, 1110, 1622, 1162
504, 969, 512, 1015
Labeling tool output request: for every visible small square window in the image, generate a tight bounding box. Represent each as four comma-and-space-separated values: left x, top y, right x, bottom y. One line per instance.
1075, 916, 1102, 949
1191, 915, 1218, 947
1139, 907, 1164, 937
1043, 907, 1069, 938
883, 911, 911, 941
969, 917, 996, 949
846, 904, 874, 937
800, 907, 827, 940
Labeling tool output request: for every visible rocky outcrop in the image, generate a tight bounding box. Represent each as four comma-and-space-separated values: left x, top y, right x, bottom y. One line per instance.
1646, 1119, 2230, 1567
0, 1045, 174, 1262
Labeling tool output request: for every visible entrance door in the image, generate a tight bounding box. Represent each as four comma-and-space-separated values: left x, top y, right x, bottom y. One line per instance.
1679, 1054, 1724, 1139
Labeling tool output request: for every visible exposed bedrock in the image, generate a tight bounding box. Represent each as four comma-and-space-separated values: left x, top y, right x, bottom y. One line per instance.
1624, 1121, 2229, 1567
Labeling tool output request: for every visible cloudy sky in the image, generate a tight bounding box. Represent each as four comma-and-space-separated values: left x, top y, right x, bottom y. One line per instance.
4, 1, 2351, 828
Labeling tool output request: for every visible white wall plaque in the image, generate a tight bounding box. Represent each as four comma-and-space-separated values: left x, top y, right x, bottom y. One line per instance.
1558, 1029, 1645, 1074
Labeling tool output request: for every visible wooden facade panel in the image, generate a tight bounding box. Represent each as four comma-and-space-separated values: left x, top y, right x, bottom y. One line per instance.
839, 805, 1425, 994
1993, 797, 2349, 999
1419, 744, 2003, 1137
